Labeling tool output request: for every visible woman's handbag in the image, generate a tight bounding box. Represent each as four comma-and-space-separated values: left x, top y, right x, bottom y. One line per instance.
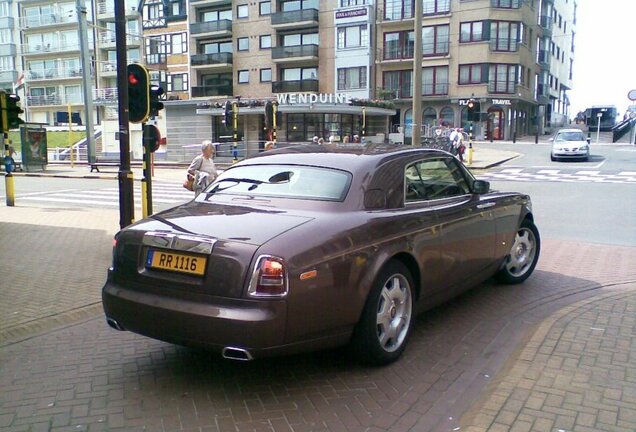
183, 173, 195, 191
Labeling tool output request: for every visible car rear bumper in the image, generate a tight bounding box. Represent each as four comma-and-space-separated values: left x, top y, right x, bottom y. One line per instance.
102, 281, 289, 356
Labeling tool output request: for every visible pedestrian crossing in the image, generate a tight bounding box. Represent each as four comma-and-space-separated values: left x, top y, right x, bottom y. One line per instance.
477, 168, 636, 184
18, 181, 194, 209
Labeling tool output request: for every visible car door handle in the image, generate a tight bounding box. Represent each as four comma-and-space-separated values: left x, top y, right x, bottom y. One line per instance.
476, 202, 496, 209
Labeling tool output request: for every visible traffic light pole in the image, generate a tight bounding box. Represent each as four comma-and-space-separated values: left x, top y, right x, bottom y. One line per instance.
115, 0, 134, 228
141, 123, 153, 218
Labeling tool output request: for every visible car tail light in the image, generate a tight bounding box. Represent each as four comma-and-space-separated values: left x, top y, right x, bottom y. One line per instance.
248, 256, 288, 297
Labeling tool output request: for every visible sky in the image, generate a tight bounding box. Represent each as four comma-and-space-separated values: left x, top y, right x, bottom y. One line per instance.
569, 0, 636, 116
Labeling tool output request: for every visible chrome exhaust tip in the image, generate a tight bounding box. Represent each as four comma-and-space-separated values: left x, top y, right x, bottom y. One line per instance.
222, 346, 253, 361
106, 318, 125, 331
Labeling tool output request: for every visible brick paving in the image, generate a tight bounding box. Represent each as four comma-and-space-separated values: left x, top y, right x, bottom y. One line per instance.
1, 170, 636, 431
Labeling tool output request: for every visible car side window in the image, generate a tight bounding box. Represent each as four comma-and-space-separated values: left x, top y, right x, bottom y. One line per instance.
405, 158, 471, 203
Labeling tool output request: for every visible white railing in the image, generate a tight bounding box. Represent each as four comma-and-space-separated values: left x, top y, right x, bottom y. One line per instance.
93, 87, 119, 102
21, 13, 77, 28
26, 68, 84, 80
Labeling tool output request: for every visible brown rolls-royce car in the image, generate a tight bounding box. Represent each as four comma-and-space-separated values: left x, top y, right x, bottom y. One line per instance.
102, 144, 540, 365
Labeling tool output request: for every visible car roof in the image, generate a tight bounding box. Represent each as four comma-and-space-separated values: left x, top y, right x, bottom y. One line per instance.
556, 128, 585, 133
233, 144, 449, 173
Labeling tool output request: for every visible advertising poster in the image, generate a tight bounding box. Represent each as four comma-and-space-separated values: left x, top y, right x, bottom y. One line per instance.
20, 125, 48, 170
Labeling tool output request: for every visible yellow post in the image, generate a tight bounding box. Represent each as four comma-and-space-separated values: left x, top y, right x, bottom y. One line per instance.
232, 102, 238, 163
467, 123, 474, 165
141, 176, 148, 218
68, 104, 74, 168
5, 173, 15, 206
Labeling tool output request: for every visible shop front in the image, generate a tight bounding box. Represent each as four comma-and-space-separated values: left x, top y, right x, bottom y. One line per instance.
196, 93, 395, 155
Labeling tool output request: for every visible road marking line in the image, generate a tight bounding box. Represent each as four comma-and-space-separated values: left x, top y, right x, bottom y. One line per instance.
537, 170, 560, 174
575, 171, 600, 175
619, 172, 636, 176
500, 168, 523, 173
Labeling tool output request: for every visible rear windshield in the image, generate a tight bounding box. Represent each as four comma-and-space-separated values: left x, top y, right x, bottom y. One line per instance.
555, 131, 586, 141
204, 164, 352, 201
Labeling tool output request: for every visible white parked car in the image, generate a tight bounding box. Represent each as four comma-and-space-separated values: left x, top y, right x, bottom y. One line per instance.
550, 129, 590, 162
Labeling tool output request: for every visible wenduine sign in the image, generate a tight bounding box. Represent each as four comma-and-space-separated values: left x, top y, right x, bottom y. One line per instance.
277, 93, 353, 105
335, 8, 367, 19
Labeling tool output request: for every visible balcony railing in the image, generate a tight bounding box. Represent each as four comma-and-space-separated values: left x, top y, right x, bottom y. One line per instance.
488, 81, 517, 94
272, 79, 319, 93
190, 20, 232, 35
191, 85, 233, 97
271, 9, 319, 26
101, 62, 117, 73
27, 94, 83, 106
382, 87, 412, 99
21, 13, 77, 28
191, 52, 233, 66
271, 44, 319, 60
93, 87, 119, 102
539, 15, 553, 33
537, 50, 551, 69
26, 68, 84, 80
99, 32, 140, 46
422, 83, 449, 96
489, 38, 519, 52
22, 41, 90, 54
96, 1, 138, 15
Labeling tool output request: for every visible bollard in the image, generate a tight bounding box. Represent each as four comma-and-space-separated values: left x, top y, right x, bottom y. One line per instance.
5, 173, 15, 206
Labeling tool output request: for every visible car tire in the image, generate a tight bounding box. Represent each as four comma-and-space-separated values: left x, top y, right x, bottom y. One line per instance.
496, 218, 541, 285
351, 260, 414, 365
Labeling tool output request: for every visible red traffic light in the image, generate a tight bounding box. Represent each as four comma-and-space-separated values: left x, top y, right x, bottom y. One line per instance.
128, 73, 139, 86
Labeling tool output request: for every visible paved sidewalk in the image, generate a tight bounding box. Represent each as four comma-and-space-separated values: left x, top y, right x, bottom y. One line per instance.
461, 283, 636, 432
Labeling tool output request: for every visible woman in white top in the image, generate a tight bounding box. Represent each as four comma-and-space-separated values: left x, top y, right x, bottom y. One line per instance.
187, 140, 218, 196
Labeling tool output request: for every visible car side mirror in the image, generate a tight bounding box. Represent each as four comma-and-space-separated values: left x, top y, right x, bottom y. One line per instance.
473, 179, 490, 194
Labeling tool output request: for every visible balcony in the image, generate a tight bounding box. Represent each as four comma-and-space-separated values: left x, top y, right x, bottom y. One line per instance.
99, 32, 141, 48
380, 88, 412, 99
0, 43, 16, 56
537, 50, 551, 70
536, 83, 549, 103
27, 94, 84, 106
272, 79, 319, 93
488, 81, 516, 94
489, 38, 519, 52
21, 41, 89, 55
146, 54, 168, 68
191, 84, 233, 98
271, 9, 319, 30
20, 13, 77, 29
271, 44, 319, 63
27, 68, 84, 81
191, 53, 233, 70
96, 0, 138, 18
539, 15, 553, 36
100, 62, 118, 77
93, 87, 119, 105
190, 20, 232, 39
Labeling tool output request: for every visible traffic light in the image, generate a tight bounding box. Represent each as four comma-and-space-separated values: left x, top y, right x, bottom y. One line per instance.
149, 85, 164, 118
223, 101, 232, 128
467, 99, 480, 122
127, 64, 150, 124
142, 124, 161, 153
0, 92, 25, 132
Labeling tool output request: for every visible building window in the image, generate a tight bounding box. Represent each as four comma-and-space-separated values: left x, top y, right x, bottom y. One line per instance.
337, 25, 368, 49
168, 73, 188, 92
459, 64, 486, 84
422, 66, 448, 95
490, 21, 520, 52
259, 35, 272, 49
202, 40, 232, 54
384, 0, 413, 20
238, 70, 249, 84
201, 9, 232, 22
489, 64, 518, 93
282, 32, 319, 46
491, 0, 520, 8
281, 67, 317, 81
237, 37, 249, 51
337, 67, 367, 90
260, 68, 272, 82
423, 24, 449, 56
0, 1, 10, 17
0, 55, 14, 71
422, 0, 450, 15
259, 1, 271, 15
460, 21, 485, 43
383, 70, 413, 98
168, 32, 187, 54
383, 31, 413, 60
237, 4, 248, 18
340, 0, 366, 6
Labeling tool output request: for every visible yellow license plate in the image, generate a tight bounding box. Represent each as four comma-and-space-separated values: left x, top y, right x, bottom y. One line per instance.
146, 250, 207, 276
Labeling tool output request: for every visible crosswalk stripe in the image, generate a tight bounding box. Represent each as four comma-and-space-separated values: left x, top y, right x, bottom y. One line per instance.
619, 172, 636, 176
537, 170, 560, 174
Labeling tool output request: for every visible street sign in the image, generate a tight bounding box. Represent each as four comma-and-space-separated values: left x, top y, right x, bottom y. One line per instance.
629, 89, 636, 101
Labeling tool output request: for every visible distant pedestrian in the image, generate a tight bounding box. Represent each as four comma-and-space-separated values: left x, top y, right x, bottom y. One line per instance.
318, 137, 325, 145
187, 140, 218, 196
328, 135, 335, 144
343, 136, 350, 144
264, 141, 275, 151
312, 136, 319, 144
353, 135, 360, 143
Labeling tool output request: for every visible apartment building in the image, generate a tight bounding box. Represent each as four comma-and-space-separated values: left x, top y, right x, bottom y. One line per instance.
0, 0, 19, 93
375, 0, 575, 141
